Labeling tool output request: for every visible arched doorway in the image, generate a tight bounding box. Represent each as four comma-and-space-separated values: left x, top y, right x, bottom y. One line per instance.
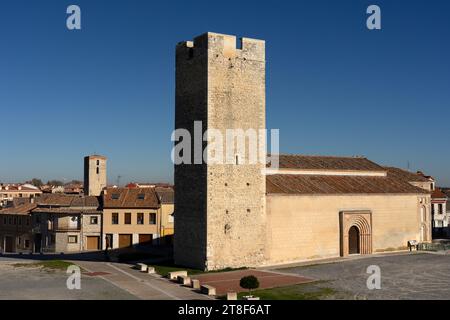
340, 211, 372, 257
348, 226, 360, 255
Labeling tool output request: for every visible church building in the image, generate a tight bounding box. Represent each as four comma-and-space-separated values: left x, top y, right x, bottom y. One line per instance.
173, 32, 432, 270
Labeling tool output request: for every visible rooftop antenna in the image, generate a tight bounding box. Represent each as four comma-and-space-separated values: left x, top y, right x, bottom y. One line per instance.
407, 161, 411, 171
116, 175, 122, 187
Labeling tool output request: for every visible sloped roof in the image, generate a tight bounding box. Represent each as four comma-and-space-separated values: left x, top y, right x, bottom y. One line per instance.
32, 208, 101, 214
268, 155, 385, 171
36, 194, 100, 208
103, 188, 159, 208
155, 187, 174, 204
0, 184, 42, 193
431, 188, 448, 199
266, 174, 429, 195
384, 167, 431, 183
0, 203, 37, 215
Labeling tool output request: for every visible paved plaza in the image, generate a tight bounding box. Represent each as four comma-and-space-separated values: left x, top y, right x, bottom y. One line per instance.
1, 252, 449, 300
276, 252, 450, 300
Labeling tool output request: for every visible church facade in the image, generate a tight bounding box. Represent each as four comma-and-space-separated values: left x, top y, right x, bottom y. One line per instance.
173, 32, 432, 270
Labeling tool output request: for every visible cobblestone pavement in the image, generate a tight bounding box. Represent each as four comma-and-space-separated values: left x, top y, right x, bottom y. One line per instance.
276, 252, 450, 300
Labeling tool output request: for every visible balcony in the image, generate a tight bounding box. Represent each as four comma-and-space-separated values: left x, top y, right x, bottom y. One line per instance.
51, 225, 81, 232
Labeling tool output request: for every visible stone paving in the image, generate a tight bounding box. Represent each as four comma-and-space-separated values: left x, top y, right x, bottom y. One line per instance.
0, 259, 135, 300
0, 257, 211, 300
2, 252, 449, 300
75, 260, 212, 300
192, 269, 313, 295
276, 252, 450, 300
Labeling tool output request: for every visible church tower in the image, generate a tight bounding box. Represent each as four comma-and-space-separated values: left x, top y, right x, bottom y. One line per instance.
84, 155, 107, 196
174, 32, 267, 270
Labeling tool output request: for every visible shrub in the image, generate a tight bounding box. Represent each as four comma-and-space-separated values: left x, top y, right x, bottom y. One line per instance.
239, 275, 260, 295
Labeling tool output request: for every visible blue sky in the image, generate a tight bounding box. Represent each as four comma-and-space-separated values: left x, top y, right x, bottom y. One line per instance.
1, 0, 449, 185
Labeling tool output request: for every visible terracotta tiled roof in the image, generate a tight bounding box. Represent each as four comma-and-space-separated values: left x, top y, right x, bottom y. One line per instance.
103, 188, 159, 209
0, 185, 42, 193
266, 174, 429, 195
431, 188, 448, 199
268, 155, 385, 171
0, 203, 37, 215
384, 167, 431, 183
36, 194, 100, 208
442, 188, 450, 197
155, 187, 174, 204
32, 208, 101, 214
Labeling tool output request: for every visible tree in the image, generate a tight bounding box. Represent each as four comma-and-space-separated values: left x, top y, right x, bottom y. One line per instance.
47, 180, 64, 187
30, 178, 44, 187
239, 275, 260, 296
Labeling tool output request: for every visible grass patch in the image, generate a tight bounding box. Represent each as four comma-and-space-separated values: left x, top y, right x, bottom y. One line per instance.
13, 260, 78, 271
154, 263, 204, 278
231, 283, 337, 300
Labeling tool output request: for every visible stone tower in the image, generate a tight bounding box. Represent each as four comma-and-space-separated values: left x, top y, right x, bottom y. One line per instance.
84, 155, 107, 196
174, 32, 266, 270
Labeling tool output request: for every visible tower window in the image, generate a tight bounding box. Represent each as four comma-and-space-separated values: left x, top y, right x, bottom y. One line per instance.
235, 155, 239, 165
96, 160, 99, 165
96, 167, 99, 174
236, 38, 243, 50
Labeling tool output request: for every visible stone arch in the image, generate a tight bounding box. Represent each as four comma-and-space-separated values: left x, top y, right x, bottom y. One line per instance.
340, 211, 372, 256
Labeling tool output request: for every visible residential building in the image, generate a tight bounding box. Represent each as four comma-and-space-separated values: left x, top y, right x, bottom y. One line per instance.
0, 184, 42, 207
102, 187, 163, 250
32, 194, 102, 253
431, 188, 449, 238
63, 183, 84, 195
155, 186, 174, 244
0, 201, 36, 253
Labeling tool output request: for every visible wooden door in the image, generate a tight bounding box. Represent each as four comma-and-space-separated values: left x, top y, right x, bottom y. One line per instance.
5, 236, 14, 252
348, 226, 360, 254
118, 234, 132, 248
139, 234, 152, 246
86, 236, 100, 250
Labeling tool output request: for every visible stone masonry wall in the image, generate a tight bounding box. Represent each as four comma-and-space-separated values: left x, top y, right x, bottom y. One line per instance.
174, 32, 267, 270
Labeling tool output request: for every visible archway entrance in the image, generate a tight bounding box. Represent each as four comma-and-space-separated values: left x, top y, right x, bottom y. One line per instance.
348, 226, 360, 254
340, 211, 372, 257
